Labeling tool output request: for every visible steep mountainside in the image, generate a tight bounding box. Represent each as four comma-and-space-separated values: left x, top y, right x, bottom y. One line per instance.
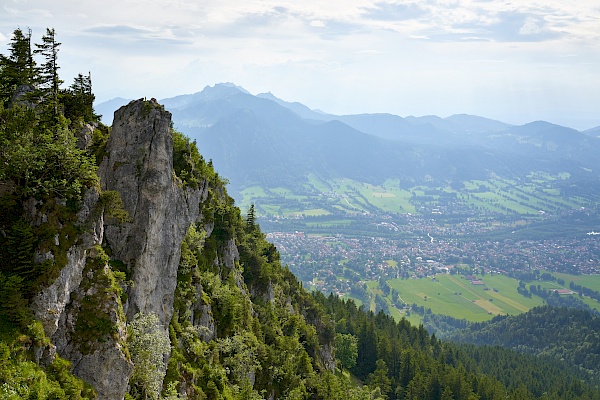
0, 93, 340, 399
99, 99, 206, 326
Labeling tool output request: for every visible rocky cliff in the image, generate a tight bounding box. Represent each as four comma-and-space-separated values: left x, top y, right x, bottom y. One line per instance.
99, 98, 207, 328
25, 98, 335, 399
28, 99, 207, 399
30, 189, 132, 399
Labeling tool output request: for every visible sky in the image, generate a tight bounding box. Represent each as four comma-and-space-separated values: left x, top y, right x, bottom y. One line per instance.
1, 0, 599, 130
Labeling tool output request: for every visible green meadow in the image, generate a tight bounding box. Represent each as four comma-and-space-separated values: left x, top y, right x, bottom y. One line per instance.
381, 272, 600, 324
239, 172, 589, 225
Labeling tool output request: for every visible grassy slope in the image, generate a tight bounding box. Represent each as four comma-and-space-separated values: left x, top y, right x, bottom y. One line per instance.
239, 172, 590, 222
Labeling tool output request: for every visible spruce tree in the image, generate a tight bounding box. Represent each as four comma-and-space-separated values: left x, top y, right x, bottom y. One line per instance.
63, 72, 97, 124
0, 28, 36, 106
34, 28, 63, 124
6, 220, 35, 280
246, 204, 256, 230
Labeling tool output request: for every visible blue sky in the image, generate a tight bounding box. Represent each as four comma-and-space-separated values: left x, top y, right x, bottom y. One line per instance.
1, 0, 599, 129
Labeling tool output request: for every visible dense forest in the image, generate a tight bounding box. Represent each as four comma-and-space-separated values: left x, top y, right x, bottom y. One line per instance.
449, 306, 600, 385
1, 27, 600, 399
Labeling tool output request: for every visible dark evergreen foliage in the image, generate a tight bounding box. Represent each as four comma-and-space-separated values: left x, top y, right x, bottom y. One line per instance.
0, 27, 36, 107
450, 305, 600, 385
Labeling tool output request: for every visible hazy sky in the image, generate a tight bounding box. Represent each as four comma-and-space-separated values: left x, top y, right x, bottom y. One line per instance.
1, 0, 599, 129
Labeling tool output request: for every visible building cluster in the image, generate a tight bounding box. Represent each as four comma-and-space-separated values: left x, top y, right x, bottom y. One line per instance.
268, 231, 600, 295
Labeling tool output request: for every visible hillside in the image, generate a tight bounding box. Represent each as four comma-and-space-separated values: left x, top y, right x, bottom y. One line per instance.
449, 306, 600, 385
3, 28, 600, 400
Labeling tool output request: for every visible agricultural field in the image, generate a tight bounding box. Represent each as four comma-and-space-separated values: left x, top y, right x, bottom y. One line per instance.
385, 274, 542, 322
375, 272, 600, 325
239, 172, 593, 232
551, 272, 600, 292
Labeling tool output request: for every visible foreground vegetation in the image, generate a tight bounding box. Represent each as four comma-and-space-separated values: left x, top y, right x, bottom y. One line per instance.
0, 27, 103, 397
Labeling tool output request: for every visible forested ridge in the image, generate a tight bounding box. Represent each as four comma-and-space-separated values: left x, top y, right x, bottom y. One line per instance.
1, 27, 600, 399
449, 305, 600, 385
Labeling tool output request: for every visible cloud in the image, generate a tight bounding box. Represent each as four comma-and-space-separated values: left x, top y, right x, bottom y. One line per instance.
488, 12, 562, 42
519, 17, 543, 35
362, 2, 428, 21
355, 49, 384, 55
1, 4, 53, 19
312, 19, 366, 39
413, 8, 565, 43
83, 24, 194, 47
199, 7, 297, 39
85, 25, 151, 36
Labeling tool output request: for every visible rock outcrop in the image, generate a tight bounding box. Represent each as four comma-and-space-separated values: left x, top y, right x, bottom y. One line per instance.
26, 98, 335, 399
31, 99, 208, 399
31, 189, 133, 399
99, 99, 206, 328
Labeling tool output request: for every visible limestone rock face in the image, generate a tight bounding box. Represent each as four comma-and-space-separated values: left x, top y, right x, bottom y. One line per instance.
99, 99, 206, 327
76, 123, 95, 150
319, 343, 336, 372
31, 189, 133, 399
31, 189, 101, 338
59, 261, 132, 400
72, 344, 132, 400
193, 284, 216, 342
10, 84, 35, 108
29, 99, 211, 399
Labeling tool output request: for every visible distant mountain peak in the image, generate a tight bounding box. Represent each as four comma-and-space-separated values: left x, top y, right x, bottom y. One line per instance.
94, 97, 133, 124
197, 82, 250, 99
584, 126, 600, 138
257, 91, 277, 99
211, 82, 250, 94
516, 120, 580, 134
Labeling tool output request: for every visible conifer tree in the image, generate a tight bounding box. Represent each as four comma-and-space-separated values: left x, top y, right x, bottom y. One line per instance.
63, 72, 97, 123
0, 272, 30, 326
0, 28, 36, 106
6, 220, 35, 280
34, 28, 63, 123
246, 204, 256, 230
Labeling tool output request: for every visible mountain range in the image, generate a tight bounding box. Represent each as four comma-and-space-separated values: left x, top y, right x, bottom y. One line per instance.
96, 84, 600, 196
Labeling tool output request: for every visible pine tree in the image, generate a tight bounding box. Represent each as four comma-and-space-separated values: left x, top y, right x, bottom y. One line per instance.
34, 28, 63, 124
0, 272, 31, 327
368, 359, 392, 397
246, 204, 256, 231
440, 386, 453, 400
62, 72, 97, 124
6, 220, 35, 280
0, 28, 36, 106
